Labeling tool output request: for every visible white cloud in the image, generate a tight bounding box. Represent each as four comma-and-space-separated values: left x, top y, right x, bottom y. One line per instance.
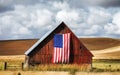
112, 12, 120, 34
53, 1, 69, 9
56, 9, 79, 23
104, 23, 118, 34
112, 12, 120, 26
84, 25, 102, 35
0, 1, 120, 40
0, 28, 2, 35
14, 5, 53, 28
12, 27, 31, 35
87, 7, 111, 25
31, 9, 53, 29
0, 3, 54, 39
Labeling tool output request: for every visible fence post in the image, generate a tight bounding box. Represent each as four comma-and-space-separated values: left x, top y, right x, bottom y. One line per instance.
18, 72, 21, 75
22, 63, 24, 70
4, 62, 7, 70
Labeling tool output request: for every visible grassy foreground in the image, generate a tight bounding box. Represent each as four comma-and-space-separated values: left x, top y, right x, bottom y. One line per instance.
0, 71, 120, 75
0, 60, 120, 75
0, 56, 120, 73
0, 60, 120, 72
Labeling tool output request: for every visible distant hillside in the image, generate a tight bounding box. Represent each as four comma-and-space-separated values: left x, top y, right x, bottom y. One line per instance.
0, 39, 38, 55
91, 46, 120, 59
80, 38, 120, 50
80, 38, 120, 59
0, 38, 120, 57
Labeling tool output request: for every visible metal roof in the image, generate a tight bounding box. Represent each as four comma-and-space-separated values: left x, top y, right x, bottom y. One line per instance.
25, 23, 61, 55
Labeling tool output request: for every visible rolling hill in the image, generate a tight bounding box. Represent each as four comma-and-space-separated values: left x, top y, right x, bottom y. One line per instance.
80, 38, 120, 59
0, 38, 120, 59
80, 38, 120, 50
0, 39, 37, 55
91, 46, 120, 59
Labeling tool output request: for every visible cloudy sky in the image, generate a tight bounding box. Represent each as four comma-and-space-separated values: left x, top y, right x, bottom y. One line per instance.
0, 0, 120, 40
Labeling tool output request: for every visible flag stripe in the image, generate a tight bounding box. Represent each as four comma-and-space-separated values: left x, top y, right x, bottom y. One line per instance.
53, 33, 70, 63
62, 35, 64, 63
53, 48, 56, 63
64, 34, 67, 63
68, 33, 70, 63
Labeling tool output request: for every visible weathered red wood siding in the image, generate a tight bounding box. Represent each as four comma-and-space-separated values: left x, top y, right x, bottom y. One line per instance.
28, 23, 93, 65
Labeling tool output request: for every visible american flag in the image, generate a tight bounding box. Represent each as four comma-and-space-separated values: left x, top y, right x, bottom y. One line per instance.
53, 33, 70, 63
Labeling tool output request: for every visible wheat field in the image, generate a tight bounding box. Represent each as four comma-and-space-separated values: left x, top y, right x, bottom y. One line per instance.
0, 71, 120, 75
0, 38, 120, 74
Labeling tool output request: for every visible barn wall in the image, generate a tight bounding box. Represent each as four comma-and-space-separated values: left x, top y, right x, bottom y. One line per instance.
28, 24, 92, 66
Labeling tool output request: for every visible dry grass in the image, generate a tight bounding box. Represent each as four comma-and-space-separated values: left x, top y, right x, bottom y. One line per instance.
0, 71, 120, 75
76, 72, 120, 75
28, 64, 90, 72
0, 55, 25, 70
0, 55, 120, 72
93, 62, 120, 72
0, 55, 25, 62
0, 56, 120, 75
0, 71, 69, 75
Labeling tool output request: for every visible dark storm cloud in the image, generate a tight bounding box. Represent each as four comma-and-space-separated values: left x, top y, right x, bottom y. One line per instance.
11, 0, 42, 5
0, 0, 45, 13
0, 6, 14, 13
69, 0, 120, 8
0, 0, 14, 13
100, 0, 120, 7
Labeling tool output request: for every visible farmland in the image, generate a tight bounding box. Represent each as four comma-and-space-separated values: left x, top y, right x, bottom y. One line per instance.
80, 38, 120, 50
0, 55, 120, 72
80, 38, 120, 59
0, 38, 120, 74
0, 39, 37, 55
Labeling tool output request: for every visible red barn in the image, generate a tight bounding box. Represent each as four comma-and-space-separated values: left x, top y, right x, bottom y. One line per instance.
24, 22, 93, 69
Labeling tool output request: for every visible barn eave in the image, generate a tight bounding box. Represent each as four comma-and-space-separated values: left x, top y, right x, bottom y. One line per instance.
25, 22, 65, 55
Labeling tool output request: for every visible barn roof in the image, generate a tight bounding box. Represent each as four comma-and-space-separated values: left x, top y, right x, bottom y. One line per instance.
25, 22, 65, 55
